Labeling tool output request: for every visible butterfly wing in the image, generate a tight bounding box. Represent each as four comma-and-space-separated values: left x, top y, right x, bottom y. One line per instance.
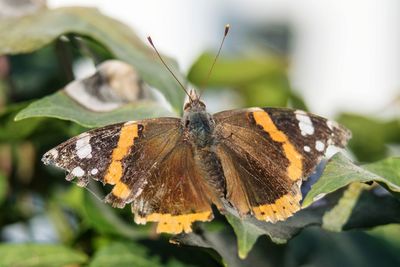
213, 107, 351, 222
43, 118, 218, 234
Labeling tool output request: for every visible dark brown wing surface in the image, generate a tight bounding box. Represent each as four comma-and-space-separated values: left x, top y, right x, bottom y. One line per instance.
213, 107, 351, 222
42, 118, 218, 233
132, 141, 220, 233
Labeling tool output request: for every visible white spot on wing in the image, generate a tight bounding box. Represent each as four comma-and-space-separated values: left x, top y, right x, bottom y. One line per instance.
327, 120, 336, 131
76, 134, 92, 159
90, 168, 99, 175
295, 110, 315, 136
315, 140, 325, 152
303, 145, 311, 152
72, 166, 85, 177
49, 149, 58, 159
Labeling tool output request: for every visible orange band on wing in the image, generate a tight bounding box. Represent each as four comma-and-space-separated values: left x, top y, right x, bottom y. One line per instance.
252, 110, 303, 181
112, 182, 131, 199
135, 211, 212, 234
252, 193, 301, 222
104, 123, 139, 197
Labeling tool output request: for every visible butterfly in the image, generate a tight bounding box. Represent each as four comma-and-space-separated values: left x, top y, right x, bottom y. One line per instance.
42, 25, 351, 234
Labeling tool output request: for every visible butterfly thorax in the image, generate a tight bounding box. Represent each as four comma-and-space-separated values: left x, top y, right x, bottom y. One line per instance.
181, 90, 215, 148
183, 111, 214, 147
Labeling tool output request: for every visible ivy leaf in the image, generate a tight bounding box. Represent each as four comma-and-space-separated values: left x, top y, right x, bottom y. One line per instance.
364, 157, 400, 190
302, 154, 400, 207
15, 91, 175, 128
225, 213, 271, 259
0, 244, 87, 267
0, 7, 185, 111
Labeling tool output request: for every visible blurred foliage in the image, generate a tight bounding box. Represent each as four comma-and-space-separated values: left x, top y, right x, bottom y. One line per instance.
188, 53, 307, 110
337, 114, 400, 162
0, 5, 399, 267
0, 244, 88, 267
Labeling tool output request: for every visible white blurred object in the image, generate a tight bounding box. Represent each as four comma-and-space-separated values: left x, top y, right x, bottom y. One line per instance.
66, 60, 153, 112
1, 215, 59, 243
289, 0, 400, 117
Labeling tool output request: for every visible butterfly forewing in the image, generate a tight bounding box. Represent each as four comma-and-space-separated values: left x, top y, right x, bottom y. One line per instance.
42, 117, 219, 234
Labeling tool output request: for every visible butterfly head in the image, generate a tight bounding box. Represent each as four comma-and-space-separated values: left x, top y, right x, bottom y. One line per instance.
183, 89, 206, 112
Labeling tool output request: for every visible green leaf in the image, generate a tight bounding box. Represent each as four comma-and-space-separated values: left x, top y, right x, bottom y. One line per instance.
225, 213, 265, 259
0, 7, 185, 111
89, 242, 162, 267
0, 244, 87, 267
303, 154, 400, 208
15, 91, 175, 128
364, 157, 400, 188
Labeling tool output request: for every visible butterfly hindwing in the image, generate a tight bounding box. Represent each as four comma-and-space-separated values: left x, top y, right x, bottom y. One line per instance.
132, 141, 220, 234
213, 107, 351, 222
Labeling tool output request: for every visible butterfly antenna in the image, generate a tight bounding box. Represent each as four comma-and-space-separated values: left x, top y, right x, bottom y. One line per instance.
147, 36, 192, 101
200, 24, 230, 97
